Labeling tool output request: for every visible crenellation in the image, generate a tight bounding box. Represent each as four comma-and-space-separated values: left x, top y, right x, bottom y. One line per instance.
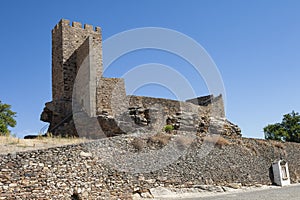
84, 24, 93, 31
60, 19, 70, 25
54, 20, 100, 34
72, 21, 82, 28
52, 19, 69, 34
95, 26, 101, 33
52, 24, 59, 33
54, 19, 101, 34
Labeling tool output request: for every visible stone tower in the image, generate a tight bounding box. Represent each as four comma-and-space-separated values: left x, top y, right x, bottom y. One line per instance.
41, 19, 104, 135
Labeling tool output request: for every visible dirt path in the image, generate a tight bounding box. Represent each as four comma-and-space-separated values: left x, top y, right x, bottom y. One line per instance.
0, 136, 87, 155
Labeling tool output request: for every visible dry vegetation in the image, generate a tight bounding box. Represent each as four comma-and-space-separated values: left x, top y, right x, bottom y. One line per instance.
175, 136, 194, 151
147, 133, 172, 146
131, 137, 145, 151
131, 133, 173, 151
204, 135, 230, 148
0, 135, 87, 155
256, 139, 269, 146
272, 141, 285, 149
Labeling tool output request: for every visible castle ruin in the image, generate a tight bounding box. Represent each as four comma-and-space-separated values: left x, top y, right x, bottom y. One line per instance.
41, 19, 241, 138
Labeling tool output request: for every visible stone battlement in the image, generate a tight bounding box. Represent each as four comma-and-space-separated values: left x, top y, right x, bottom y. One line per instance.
52, 19, 101, 33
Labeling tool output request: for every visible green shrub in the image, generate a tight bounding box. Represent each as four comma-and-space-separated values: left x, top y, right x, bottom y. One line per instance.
164, 125, 174, 133
0, 101, 16, 136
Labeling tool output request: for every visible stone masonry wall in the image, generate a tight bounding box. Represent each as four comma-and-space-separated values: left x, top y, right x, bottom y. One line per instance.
74, 36, 98, 117
128, 95, 209, 116
186, 95, 225, 118
52, 19, 102, 103
96, 78, 127, 116
42, 19, 103, 134
126, 95, 225, 132
0, 137, 300, 199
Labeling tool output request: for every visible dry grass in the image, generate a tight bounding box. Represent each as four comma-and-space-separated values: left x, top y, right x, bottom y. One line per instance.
148, 133, 172, 146
273, 141, 285, 149
131, 133, 173, 151
131, 137, 145, 151
175, 136, 194, 151
256, 139, 269, 146
0, 135, 87, 155
204, 135, 230, 148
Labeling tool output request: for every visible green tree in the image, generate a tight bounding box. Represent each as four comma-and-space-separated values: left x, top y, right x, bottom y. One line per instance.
264, 111, 300, 143
0, 101, 17, 135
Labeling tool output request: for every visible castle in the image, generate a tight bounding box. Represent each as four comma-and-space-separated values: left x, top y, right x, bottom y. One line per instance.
41, 19, 241, 138
3, 20, 299, 200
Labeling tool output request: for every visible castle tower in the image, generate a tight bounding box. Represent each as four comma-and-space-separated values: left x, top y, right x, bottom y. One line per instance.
52, 19, 102, 107
41, 19, 103, 135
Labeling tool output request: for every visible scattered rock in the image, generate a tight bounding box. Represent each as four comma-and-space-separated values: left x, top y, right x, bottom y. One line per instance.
227, 183, 242, 189
132, 193, 142, 200
150, 186, 174, 198
79, 151, 92, 157
140, 192, 153, 198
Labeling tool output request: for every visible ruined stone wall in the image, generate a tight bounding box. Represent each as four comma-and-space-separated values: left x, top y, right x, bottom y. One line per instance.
186, 94, 215, 106
127, 95, 210, 115
1, 137, 300, 199
126, 95, 224, 132
210, 95, 225, 118
186, 94, 225, 118
128, 95, 224, 119
96, 78, 127, 116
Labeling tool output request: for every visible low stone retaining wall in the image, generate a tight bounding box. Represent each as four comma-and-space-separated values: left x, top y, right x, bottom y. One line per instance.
0, 135, 300, 199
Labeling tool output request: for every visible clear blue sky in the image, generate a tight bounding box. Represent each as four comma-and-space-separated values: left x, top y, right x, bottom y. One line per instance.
0, 0, 299, 138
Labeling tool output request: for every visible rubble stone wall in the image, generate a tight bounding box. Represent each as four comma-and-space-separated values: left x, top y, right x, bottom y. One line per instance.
0, 137, 300, 199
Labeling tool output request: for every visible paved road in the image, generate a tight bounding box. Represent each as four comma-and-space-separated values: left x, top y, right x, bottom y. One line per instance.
186, 184, 300, 200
